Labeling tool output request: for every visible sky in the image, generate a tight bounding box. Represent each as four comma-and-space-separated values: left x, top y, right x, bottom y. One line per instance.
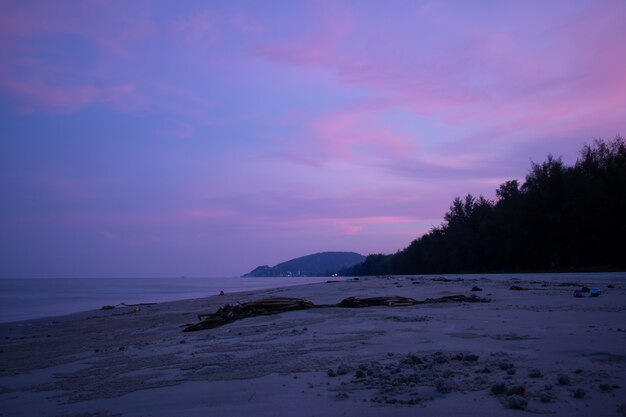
1, 0, 625, 278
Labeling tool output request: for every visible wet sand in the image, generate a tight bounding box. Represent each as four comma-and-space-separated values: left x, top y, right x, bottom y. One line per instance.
1, 276, 625, 416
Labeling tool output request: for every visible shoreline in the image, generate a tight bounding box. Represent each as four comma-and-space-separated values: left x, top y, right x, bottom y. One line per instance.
2, 272, 624, 325
1, 275, 625, 416
0, 276, 337, 325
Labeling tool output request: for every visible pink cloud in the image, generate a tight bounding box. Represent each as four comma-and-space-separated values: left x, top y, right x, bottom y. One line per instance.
100, 231, 117, 240
272, 152, 323, 168
253, 4, 355, 68
338, 225, 362, 235
296, 215, 421, 237
305, 108, 415, 161
0, 1, 152, 113
156, 122, 196, 139
1, 80, 99, 114
0, 1, 154, 56
9, 170, 103, 202
186, 208, 236, 219
230, 14, 264, 33
170, 11, 220, 45
150, 84, 218, 127
254, 0, 625, 156
0, 76, 141, 114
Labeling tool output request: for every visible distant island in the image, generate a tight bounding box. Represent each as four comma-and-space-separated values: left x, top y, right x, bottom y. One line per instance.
243, 251, 365, 277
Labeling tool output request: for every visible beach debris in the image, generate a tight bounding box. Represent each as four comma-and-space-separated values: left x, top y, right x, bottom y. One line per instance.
574, 287, 602, 298
507, 394, 528, 409
506, 385, 526, 396
335, 392, 350, 400
183, 294, 490, 332
528, 368, 543, 378
423, 294, 489, 304
509, 285, 528, 291
499, 362, 514, 371
432, 277, 464, 282
336, 364, 352, 376
540, 391, 552, 402
385, 315, 430, 323
326, 363, 352, 377
436, 379, 454, 393
101, 302, 153, 311
491, 383, 506, 395
401, 354, 424, 366
184, 297, 315, 332
557, 374, 571, 385
219, 290, 225, 296
573, 388, 586, 398
338, 296, 419, 307
471, 286, 483, 291
433, 351, 449, 363
599, 384, 620, 392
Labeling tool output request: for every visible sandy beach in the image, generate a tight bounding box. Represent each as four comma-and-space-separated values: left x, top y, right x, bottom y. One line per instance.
1, 275, 625, 417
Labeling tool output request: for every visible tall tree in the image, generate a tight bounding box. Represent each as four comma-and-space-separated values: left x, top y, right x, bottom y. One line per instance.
341, 137, 626, 276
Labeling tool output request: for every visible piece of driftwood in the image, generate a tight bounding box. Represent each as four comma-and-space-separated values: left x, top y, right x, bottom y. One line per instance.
183, 294, 489, 332
338, 294, 488, 308
184, 297, 315, 332
422, 294, 488, 303
337, 296, 419, 308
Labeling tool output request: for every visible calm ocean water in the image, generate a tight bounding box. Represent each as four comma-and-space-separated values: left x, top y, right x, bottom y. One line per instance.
0, 276, 335, 323
1, 272, 623, 323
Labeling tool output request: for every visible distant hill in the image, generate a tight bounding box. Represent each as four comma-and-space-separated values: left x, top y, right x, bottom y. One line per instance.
243, 251, 366, 277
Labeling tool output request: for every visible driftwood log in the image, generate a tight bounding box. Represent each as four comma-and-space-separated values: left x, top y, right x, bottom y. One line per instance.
183, 294, 488, 332
337, 296, 419, 308
184, 298, 315, 332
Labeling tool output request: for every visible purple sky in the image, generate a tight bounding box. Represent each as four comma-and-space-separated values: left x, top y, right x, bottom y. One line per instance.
1, 1, 625, 278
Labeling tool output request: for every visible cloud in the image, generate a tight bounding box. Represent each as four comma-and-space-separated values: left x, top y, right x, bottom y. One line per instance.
170, 11, 220, 45
254, 1, 626, 146
0, 76, 141, 114
2, 1, 625, 277
0, 0, 154, 55
230, 14, 264, 33
156, 122, 197, 139
271, 152, 323, 168
0, 1, 152, 113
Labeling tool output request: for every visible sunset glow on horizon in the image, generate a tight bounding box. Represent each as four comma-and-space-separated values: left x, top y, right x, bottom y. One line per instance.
1, 0, 625, 277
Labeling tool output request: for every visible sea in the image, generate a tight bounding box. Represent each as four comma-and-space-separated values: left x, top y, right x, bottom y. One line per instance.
1, 272, 624, 324
0, 276, 336, 324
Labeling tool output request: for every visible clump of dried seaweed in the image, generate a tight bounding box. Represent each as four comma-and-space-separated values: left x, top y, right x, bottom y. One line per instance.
183, 294, 488, 332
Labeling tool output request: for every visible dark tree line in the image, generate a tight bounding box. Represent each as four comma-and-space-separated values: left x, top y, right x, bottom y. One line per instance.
344, 137, 626, 275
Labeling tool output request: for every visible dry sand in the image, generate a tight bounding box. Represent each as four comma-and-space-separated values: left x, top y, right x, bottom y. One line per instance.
1, 275, 625, 416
